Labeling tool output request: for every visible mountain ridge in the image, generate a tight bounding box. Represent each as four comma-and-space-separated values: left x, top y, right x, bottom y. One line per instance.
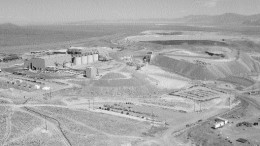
68, 13, 260, 26
0, 23, 21, 29
174, 13, 260, 25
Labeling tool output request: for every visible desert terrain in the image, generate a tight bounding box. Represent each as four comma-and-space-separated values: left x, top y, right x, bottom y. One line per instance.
0, 23, 260, 146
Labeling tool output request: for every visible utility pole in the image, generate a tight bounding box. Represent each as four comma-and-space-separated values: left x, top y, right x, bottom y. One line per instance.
88, 100, 90, 109
49, 89, 52, 99
199, 101, 201, 112
92, 99, 94, 110
151, 111, 155, 127
45, 117, 47, 131
229, 97, 231, 110
194, 99, 196, 112
229, 93, 231, 110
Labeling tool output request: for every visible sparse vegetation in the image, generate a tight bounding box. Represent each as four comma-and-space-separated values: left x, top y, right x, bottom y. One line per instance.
1, 24, 260, 146
8, 111, 42, 141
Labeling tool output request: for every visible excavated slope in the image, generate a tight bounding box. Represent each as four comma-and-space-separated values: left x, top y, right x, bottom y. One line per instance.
151, 55, 217, 80
151, 53, 260, 81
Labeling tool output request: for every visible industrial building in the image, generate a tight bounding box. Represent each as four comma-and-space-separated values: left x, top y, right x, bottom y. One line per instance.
24, 54, 72, 70
84, 67, 98, 78
68, 46, 99, 66
24, 46, 100, 70
0, 54, 20, 62
213, 117, 228, 129
52, 49, 68, 54
71, 53, 98, 66
67, 46, 99, 55
143, 51, 154, 63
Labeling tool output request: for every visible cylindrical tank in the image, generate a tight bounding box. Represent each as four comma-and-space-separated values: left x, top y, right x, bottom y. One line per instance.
64, 62, 71, 68
93, 54, 98, 62
74, 56, 82, 65
81, 55, 88, 64
150, 54, 154, 60
87, 55, 93, 64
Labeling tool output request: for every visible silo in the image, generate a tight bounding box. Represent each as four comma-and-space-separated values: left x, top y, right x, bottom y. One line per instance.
81, 55, 88, 64
150, 54, 155, 60
75, 56, 82, 65
93, 54, 99, 62
87, 55, 93, 64
64, 62, 71, 68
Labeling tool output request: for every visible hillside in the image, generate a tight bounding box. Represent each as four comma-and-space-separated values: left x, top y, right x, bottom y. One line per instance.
243, 19, 260, 26
0, 23, 20, 29
175, 13, 260, 26
70, 13, 260, 26
151, 53, 260, 83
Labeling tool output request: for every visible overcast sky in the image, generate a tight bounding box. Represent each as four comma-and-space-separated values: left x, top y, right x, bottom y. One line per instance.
0, 0, 260, 25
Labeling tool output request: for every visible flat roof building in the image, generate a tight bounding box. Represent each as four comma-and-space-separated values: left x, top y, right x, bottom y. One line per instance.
84, 67, 98, 78
67, 46, 98, 55
52, 49, 68, 54
213, 117, 228, 129
24, 54, 72, 70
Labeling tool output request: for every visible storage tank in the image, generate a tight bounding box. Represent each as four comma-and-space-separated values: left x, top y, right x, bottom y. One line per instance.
93, 54, 99, 62
150, 54, 155, 60
64, 62, 71, 68
81, 55, 88, 64
87, 55, 93, 64
74, 56, 82, 65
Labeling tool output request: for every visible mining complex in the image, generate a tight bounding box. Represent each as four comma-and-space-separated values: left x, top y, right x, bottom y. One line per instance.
1, 29, 260, 146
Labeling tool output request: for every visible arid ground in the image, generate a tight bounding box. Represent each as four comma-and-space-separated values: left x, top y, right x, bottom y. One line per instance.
1, 24, 260, 146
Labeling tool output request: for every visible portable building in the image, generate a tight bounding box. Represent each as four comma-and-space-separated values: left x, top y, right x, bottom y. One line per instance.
214, 121, 225, 129
84, 67, 98, 78
213, 117, 228, 129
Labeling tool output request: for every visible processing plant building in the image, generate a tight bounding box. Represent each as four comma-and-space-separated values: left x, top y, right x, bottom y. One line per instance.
24, 46, 99, 70
68, 46, 99, 66
24, 54, 72, 70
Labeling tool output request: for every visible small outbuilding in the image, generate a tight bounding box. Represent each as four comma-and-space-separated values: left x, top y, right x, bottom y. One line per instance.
214, 121, 225, 129
143, 52, 154, 63
236, 138, 249, 144
84, 67, 98, 78
35, 85, 41, 90
42, 86, 51, 91
213, 117, 228, 129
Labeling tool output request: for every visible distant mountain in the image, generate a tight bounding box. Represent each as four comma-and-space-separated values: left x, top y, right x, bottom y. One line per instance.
67, 13, 260, 26
66, 19, 171, 25
0, 23, 20, 29
242, 14, 260, 25
175, 13, 260, 26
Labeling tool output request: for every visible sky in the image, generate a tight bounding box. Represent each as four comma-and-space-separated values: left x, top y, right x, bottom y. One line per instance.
0, 0, 260, 25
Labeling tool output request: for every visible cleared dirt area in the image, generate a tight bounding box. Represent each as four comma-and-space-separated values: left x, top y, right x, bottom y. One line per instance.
124, 31, 238, 42
151, 51, 260, 81
138, 65, 190, 89
1, 26, 260, 146
177, 96, 260, 146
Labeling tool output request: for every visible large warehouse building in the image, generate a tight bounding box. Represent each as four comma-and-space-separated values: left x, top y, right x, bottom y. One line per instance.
24, 54, 72, 70
67, 46, 99, 66
24, 46, 100, 70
